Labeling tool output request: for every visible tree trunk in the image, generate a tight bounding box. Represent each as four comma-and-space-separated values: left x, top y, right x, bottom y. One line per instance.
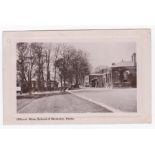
60, 75, 62, 92
75, 74, 79, 88
53, 66, 57, 91
63, 76, 66, 92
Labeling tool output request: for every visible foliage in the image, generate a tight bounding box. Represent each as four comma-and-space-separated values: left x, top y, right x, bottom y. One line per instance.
17, 43, 91, 92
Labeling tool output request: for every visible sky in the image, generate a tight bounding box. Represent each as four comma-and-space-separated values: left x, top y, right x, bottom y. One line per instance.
69, 42, 136, 71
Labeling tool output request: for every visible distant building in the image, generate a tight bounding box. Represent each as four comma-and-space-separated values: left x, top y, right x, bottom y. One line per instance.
111, 52, 136, 87
89, 74, 104, 87
86, 53, 137, 88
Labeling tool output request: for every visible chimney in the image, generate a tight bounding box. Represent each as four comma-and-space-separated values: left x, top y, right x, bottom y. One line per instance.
132, 53, 136, 66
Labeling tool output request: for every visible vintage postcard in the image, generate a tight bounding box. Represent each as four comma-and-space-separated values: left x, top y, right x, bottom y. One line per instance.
3, 29, 151, 124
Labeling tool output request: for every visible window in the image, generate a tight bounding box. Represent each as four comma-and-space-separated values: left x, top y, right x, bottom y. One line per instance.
114, 71, 120, 83
123, 70, 130, 82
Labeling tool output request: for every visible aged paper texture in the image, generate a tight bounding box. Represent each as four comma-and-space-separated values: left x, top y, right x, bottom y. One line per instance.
3, 29, 151, 124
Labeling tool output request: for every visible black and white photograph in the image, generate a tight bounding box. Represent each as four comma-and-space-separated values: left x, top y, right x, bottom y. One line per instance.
1, 1, 155, 155
16, 42, 137, 113
3, 30, 151, 124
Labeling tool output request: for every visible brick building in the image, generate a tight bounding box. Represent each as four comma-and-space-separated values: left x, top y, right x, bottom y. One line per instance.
86, 53, 136, 88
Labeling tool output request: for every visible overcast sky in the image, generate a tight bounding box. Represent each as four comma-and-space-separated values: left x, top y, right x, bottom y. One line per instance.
69, 42, 136, 71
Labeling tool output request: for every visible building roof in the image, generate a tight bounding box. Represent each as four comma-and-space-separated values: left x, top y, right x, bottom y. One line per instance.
111, 61, 135, 68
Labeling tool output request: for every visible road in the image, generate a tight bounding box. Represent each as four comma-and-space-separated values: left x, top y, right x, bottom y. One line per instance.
17, 88, 137, 113
70, 88, 137, 112
17, 92, 111, 113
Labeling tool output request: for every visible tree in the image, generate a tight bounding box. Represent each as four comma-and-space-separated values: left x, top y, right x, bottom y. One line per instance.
42, 43, 53, 91
55, 44, 91, 89
71, 49, 91, 87
26, 44, 36, 93
17, 42, 91, 93
31, 43, 45, 91
44, 49, 51, 90
17, 42, 39, 93
53, 43, 62, 90
17, 42, 29, 93
54, 44, 75, 90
